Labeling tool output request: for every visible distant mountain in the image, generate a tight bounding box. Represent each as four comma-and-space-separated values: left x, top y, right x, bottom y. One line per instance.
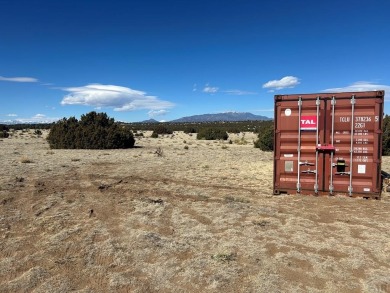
171, 112, 272, 123
139, 119, 159, 123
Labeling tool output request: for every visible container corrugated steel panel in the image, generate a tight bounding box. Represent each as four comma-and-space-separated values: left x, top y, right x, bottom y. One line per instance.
273, 91, 384, 199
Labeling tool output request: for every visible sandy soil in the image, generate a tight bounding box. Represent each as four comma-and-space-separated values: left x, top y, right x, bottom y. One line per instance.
1, 130, 390, 293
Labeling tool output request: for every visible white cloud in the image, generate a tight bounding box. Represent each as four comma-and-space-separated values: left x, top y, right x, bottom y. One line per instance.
7, 114, 18, 117
33, 114, 46, 119
203, 84, 219, 93
61, 84, 174, 112
0, 76, 38, 82
224, 89, 257, 95
148, 109, 169, 118
323, 81, 390, 93
263, 76, 300, 90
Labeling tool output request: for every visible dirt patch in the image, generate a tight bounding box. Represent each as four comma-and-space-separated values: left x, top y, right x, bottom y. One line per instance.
1, 130, 390, 292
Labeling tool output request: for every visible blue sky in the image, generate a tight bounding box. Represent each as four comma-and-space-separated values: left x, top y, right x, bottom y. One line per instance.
1, 0, 390, 123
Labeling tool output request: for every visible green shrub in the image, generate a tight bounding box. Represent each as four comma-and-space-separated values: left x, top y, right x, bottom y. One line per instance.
254, 126, 274, 151
0, 131, 9, 138
134, 132, 144, 137
197, 128, 228, 140
47, 111, 135, 149
153, 125, 173, 135
184, 127, 197, 134
151, 131, 159, 138
0, 124, 9, 132
383, 115, 390, 155
34, 129, 42, 136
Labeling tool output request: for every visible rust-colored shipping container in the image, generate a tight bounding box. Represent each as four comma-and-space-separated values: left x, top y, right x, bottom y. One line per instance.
273, 91, 384, 199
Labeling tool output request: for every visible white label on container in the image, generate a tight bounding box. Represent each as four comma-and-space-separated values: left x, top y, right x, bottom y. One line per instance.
284, 154, 293, 157
285, 161, 293, 172
285, 109, 291, 116
358, 165, 366, 174
363, 188, 370, 192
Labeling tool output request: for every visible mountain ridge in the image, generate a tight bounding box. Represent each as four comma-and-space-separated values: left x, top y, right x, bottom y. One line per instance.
170, 112, 272, 123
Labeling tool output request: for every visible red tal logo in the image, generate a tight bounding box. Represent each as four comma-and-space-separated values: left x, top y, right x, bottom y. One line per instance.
300, 116, 317, 130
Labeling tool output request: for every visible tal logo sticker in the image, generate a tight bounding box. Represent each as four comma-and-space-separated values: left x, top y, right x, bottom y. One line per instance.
300, 116, 317, 130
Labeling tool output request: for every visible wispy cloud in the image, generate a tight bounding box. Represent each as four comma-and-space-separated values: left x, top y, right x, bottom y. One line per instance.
7, 114, 18, 117
201, 84, 256, 95
263, 76, 300, 90
1, 114, 59, 123
223, 89, 257, 95
0, 76, 38, 82
148, 109, 169, 118
61, 84, 174, 112
202, 84, 219, 93
323, 81, 390, 93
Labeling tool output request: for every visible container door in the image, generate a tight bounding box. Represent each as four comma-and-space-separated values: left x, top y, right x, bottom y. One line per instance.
326, 95, 383, 196
274, 96, 326, 194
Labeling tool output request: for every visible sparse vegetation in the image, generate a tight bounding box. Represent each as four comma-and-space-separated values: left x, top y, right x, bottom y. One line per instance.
224, 195, 250, 203
211, 252, 237, 263
155, 147, 164, 157
1, 125, 390, 293
234, 137, 248, 145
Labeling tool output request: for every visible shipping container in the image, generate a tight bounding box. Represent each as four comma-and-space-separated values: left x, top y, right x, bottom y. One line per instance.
273, 91, 384, 199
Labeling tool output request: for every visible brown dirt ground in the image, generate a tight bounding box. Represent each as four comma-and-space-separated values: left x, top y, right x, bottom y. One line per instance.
1, 130, 390, 293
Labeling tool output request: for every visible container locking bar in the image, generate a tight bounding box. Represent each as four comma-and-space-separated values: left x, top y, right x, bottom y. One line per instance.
297, 97, 302, 193
329, 96, 336, 194
314, 96, 320, 194
349, 95, 356, 196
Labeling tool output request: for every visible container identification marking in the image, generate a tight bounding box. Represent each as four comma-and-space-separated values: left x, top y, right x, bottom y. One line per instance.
358, 165, 366, 174
300, 116, 317, 130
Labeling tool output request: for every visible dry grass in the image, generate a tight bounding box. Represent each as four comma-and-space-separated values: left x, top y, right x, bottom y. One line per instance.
1, 130, 390, 292
20, 156, 33, 163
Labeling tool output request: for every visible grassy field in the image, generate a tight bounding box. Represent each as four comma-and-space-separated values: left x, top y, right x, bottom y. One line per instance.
1, 130, 390, 292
